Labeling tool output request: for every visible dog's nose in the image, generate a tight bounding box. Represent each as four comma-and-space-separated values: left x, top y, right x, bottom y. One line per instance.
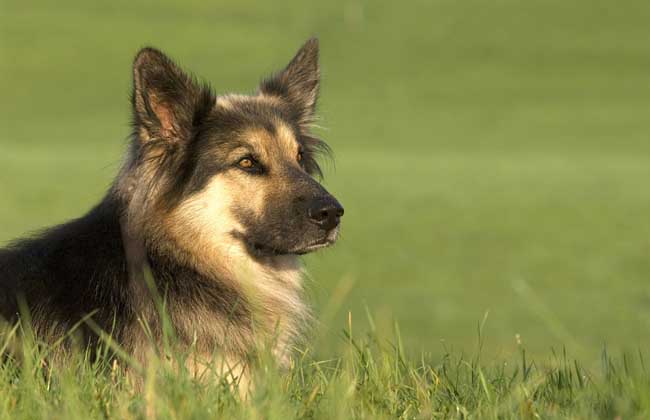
308, 197, 344, 231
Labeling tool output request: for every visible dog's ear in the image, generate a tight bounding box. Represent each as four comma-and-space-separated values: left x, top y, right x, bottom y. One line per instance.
259, 38, 320, 127
131, 47, 213, 144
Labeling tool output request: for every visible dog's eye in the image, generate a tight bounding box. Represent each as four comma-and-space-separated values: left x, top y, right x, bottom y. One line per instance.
238, 157, 254, 169
236, 155, 265, 174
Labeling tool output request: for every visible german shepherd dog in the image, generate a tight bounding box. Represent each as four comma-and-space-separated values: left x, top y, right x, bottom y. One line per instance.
0, 38, 343, 386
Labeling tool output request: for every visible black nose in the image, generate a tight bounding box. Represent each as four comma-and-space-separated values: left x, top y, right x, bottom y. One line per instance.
308, 197, 344, 231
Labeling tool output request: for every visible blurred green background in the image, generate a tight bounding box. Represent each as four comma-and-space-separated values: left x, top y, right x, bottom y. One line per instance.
2, 0, 650, 364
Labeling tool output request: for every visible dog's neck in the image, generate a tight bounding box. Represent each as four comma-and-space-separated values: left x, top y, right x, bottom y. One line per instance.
120, 213, 309, 364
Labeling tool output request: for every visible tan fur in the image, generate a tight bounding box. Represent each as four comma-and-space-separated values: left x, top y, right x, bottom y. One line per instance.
120, 117, 311, 377
216, 93, 283, 111
160, 173, 309, 367
275, 120, 301, 157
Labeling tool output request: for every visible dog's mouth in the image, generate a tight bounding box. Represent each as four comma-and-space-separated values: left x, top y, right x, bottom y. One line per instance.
292, 227, 340, 255
239, 229, 339, 257
290, 238, 335, 255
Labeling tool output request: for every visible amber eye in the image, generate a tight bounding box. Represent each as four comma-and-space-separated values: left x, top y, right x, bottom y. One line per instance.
238, 157, 254, 169
297, 151, 304, 162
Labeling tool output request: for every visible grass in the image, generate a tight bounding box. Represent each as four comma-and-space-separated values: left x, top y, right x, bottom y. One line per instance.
2, 0, 650, 416
2, 318, 650, 419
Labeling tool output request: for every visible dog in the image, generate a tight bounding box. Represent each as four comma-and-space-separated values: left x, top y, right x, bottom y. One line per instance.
0, 38, 343, 387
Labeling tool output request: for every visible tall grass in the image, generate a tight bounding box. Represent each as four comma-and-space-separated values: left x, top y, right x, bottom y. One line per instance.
1, 314, 649, 419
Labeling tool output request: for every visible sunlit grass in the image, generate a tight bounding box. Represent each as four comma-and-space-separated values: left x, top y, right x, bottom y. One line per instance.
1, 315, 650, 419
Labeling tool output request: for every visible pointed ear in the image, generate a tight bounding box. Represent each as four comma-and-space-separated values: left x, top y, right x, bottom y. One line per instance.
259, 38, 320, 125
131, 47, 213, 143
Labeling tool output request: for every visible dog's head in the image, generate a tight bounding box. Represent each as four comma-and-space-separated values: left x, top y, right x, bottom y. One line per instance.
127, 39, 343, 257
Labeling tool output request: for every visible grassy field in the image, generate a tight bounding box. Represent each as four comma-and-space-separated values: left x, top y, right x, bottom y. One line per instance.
2, 323, 650, 419
2, 0, 650, 417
